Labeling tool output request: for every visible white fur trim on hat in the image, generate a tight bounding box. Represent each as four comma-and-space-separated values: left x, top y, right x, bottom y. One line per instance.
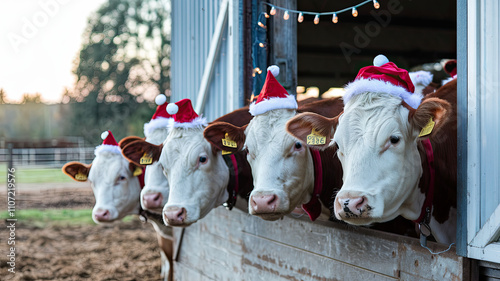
249, 94, 298, 116
167, 116, 208, 130
144, 117, 173, 137
344, 78, 423, 109
409, 71, 433, 87
94, 144, 122, 156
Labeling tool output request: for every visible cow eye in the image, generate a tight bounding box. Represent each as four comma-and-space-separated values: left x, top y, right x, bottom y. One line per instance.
390, 135, 400, 144
334, 142, 340, 150
119, 176, 126, 181
294, 142, 303, 150
199, 156, 208, 164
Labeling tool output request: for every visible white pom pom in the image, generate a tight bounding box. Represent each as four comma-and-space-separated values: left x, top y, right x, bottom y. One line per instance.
155, 94, 167, 105
373, 54, 389, 67
101, 131, 109, 140
166, 103, 179, 115
267, 65, 279, 77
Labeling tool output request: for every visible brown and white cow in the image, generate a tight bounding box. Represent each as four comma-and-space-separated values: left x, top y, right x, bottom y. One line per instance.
122, 103, 254, 227
287, 76, 457, 244
204, 98, 345, 221
62, 132, 173, 281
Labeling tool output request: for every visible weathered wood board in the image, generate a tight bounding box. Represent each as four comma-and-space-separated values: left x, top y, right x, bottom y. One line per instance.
172, 201, 470, 280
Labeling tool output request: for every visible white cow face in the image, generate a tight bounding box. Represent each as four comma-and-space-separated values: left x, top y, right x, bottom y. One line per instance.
88, 152, 142, 224
121, 128, 230, 227
244, 109, 313, 221
141, 128, 170, 213
160, 128, 229, 226
330, 93, 450, 225
62, 151, 142, 224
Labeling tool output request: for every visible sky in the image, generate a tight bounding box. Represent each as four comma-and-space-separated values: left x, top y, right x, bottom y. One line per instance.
0, 0, 107, 103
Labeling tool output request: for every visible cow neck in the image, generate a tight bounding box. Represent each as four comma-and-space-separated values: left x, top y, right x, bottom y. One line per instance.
301, 149, 323, 221
414, 139, 435, 225
222, 154, 239, 210
139, 209, 164, 224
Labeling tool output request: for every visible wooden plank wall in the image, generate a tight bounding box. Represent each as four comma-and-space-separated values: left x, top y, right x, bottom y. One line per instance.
172, 203, 470, 281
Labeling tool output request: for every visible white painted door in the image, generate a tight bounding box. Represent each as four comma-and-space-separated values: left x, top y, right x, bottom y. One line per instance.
465, 0, 500, 264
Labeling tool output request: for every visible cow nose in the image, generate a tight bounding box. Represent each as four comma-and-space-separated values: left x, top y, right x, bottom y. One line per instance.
250, 194, 279, 213
143, 192, 163, 209
335, 196, 368, 219
94, 209, 110, 222
163, 207, 186, 225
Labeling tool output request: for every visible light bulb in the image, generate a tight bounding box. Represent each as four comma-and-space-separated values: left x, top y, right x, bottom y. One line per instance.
332, 13, 338, 23
283, 10, 289, 20
352, 7, 358, 17
270, 6, 276, 16
258, 21, 265, 28
297, 12, 304, 23
373, 0, 380, 9
264, 12, 270, 18
314, 14, 320, 25
259, 42, 264, 48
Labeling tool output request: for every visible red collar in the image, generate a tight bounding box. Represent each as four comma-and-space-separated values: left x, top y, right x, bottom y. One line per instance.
138, 167, 146, 189
222, 154, 239, 210
413, 139, 435, 224
302, 149, 323, 221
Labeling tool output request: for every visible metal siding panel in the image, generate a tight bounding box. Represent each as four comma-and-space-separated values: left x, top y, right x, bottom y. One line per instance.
171, 0, 235, 120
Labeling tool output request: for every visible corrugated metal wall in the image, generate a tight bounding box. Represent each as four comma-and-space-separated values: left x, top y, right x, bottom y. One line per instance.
171, 0, 232, 121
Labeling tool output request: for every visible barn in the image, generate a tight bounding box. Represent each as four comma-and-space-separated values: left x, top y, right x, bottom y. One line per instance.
167, 0, 500, 280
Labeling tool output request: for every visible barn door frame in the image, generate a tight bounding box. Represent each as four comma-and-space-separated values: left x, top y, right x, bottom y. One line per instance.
458, 0, 500, 264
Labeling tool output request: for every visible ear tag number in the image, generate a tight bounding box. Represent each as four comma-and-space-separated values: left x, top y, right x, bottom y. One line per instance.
75, 172, 87, 181
133, 166, 143, 177
418, 118, 435, 137
140, 153, 153, 165
307, 128, 326, 145
222, 133, 237, 148
221, 150, 232, 155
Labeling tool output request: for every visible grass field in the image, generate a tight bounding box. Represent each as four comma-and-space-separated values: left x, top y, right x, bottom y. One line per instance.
0, 164, 73, 184
0, 209, 134, 227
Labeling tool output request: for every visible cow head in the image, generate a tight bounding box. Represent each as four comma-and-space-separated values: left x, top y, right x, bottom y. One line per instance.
205, 108, 314, 221
288, 92, 451, 225
122, 128, 230, 227
139, 128, 170, 214
62, 137, 143, 224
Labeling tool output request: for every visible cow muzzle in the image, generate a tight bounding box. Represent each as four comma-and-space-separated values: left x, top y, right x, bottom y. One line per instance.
334, 193, 373, 223
142, 192, 164, 212
163, 206, 188, 226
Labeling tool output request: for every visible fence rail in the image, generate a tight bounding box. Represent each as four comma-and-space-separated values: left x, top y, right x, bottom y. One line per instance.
0, 147, 95, 168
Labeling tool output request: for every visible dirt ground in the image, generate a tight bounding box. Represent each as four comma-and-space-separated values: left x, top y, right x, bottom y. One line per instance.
0, 184, 163, 281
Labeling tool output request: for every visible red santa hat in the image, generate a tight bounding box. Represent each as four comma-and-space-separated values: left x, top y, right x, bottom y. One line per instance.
166, 98, 207, 129
143, 94, 174, 137
442, 59, 457, 85
343, 55, 423, 109
249, 65, 298, 116
94, 130, 121, 155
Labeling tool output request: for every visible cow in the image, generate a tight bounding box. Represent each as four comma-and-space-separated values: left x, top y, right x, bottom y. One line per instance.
62, 131, 173, 281
286, 62, 456, 244
204, 98, 344, 222
121, 102, 254, 227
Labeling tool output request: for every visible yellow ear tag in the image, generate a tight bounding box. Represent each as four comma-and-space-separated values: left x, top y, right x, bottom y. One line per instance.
306, 128, 327, 145
418, 118, 435, 137
221, 150, 232, 155
222, 133, 237, 148
140, 153, 153, 165
75, 172, 87, 181
133, 166, 143, 177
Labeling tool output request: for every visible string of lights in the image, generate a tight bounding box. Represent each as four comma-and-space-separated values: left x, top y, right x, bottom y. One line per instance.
252, 1, 382, 94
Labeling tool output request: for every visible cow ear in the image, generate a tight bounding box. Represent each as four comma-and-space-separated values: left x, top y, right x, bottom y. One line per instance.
119, 136, 144, 150
62, 161, 91, 182
122, 140, 163, 166
204, 122, 247, 153
411, 97, 451, 139
286, 112, 340, 150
